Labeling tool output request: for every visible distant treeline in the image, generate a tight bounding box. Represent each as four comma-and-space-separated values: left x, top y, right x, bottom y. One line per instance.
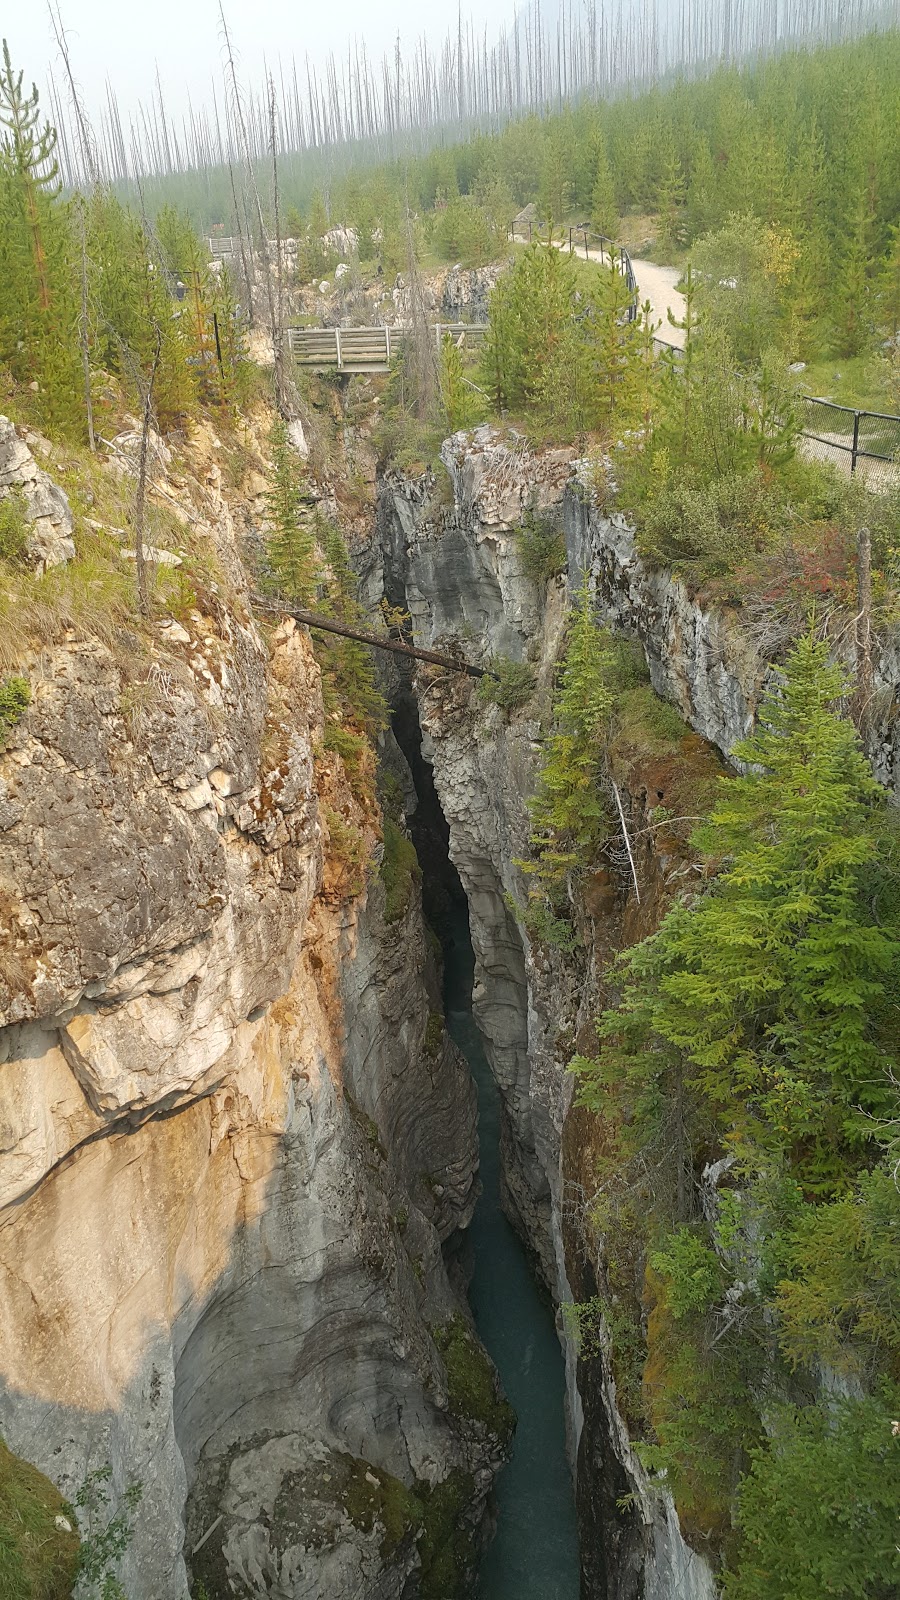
321, 32, 899, 364
48, 0, 893, 202
89, 27, 899, 371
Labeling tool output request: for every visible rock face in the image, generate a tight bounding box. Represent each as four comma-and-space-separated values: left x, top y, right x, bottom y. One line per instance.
373, 429, 577, 1287
0, 451, 505, 1597
372, 428, 728, 1600
0, 415, 75, 572
565, 486, 900, 798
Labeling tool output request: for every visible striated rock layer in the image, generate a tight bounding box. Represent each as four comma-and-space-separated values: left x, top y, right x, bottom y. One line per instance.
372, 427, 744, 1600
0, 447, 505, 1597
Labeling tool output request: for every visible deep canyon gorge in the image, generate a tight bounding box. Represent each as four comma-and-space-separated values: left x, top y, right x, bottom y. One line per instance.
2, 399, 898, 1600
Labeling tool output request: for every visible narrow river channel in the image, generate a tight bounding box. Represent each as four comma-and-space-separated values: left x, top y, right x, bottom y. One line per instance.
440, 904, 581, 1600
394, 698, 581, 1596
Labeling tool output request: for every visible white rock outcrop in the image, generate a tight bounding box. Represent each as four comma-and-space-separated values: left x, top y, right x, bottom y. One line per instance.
0, 415, 75, 571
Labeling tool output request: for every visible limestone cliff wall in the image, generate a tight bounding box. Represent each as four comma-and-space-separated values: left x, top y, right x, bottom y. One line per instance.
0, 427, 502, 1599
564, 484, 900, 798
373, 428, 732, 1600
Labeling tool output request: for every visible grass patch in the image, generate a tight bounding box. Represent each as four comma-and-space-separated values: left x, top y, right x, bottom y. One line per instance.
0, 1439, 78, 1600
0, 430, 236, 676
799, 351, 895, 414
0, 528, 137, 674
0, 492, 30, 565
613, 685, 690, 753
380, 817, 421, 923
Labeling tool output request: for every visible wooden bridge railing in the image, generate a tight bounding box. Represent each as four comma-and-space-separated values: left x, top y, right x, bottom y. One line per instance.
286, 322, 488, 373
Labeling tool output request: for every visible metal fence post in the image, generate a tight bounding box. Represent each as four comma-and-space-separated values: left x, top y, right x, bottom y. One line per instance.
334, 327, 342, 370
583, 229, 589, 259
851, 411, 860, 474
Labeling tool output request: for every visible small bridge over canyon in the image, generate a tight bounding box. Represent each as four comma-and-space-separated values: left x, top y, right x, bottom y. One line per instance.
286, 322, 488, 374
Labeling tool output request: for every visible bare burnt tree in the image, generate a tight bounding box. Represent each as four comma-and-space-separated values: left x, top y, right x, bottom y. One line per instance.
52, 0, 889, 188
134, 323, 163, 616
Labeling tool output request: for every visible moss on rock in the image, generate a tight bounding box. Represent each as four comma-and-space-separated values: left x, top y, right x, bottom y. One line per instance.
433, 1317, 516, 1444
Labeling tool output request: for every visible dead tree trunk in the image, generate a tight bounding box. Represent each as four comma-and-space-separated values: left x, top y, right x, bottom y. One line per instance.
855, 524, 873, 726
134, 325, 162, 616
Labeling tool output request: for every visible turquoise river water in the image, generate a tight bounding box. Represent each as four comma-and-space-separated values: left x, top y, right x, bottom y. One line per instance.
440, 907, 581, 1600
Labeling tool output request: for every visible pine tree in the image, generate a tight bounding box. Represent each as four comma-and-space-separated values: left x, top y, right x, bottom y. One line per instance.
0, 40, 81, 437
654, 143, 685, 256
264, 419, 318, 604
0, 40, 58, 313
590, 143, 618, 237
831, 200, 875, 357
539, 133, 573, 229
582, 635, 898, 1189
528, 580, 614, 881
317, 515, 386, 734
87, 194, 195, 427
877, 223, 900, 339
684, 136, 718, 242
439, 332, 481, 433
584, 258, 648, 435
481, 241, 577, 420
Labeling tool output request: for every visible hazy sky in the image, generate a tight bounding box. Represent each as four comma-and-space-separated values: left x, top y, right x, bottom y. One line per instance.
8, 2, 522, 126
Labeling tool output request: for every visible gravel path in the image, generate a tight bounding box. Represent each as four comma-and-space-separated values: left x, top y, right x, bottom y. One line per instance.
629, 259, 686, 347
549, 237, 687, 348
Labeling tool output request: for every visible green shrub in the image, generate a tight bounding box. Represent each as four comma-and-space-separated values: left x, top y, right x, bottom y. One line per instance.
0, 676, 29, 747
324, 806, 368, 898
478, 656, 535, 713
637, 468, 787, 578
0, 493, 29, 566
776, 1164, 900, 1376
73, 1465, 141, 1600
649, 1226, 724, 1320
514, 509, 567, 586
514, 891, 580, 953
611, 685, 691, 757
380, 818, 420, 923
324, 722, 374, 806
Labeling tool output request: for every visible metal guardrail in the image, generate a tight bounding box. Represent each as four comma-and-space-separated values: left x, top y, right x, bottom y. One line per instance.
287, 322, 488, 373
797, 395, 900, 485
649, 337, 899, 485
